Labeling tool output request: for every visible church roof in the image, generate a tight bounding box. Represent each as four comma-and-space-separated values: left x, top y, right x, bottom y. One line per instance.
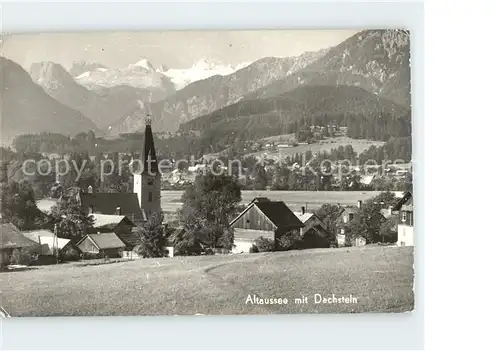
81, 193, 145, 223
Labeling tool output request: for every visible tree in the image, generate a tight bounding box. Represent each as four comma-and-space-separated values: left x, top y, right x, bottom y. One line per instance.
136, 212, 168, 258
177, 173, 242, 253
315, 204, 343, 245
252, 164, 268, 190
0, 180, 44, 230
379, 216, 398, 243
49, 195, 94, 239
345, 217, 368, 246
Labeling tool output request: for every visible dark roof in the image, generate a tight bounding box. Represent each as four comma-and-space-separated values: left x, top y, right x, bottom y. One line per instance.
81, 233, 126, 250
393, 191, 413, 211
1, 223, 41, 250
253, 201, 304, 229
117, 228, 141, 248
81, 193, 145, 222
140, 119, 159, 174
252, 197, 271, 203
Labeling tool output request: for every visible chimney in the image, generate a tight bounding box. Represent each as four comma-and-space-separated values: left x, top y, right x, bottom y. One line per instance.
388, 206, 393, 216
87, 185, 93, 193
357, 200, 362, 209
301, 206, 306, 215
116, 207, 121, 215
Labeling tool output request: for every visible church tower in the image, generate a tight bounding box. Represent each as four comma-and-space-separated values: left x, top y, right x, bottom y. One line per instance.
133, 115, 162, 221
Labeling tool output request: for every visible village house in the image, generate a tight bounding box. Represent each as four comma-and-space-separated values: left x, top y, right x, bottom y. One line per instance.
230, 197, 304, 253
22, 229, 80, 263
393, 191, 414, 246
76, 233, 126, 259
335, 201, 366, 247
0, 223, 41, 268
87, 213, 141, 258
293, 208, 331, 248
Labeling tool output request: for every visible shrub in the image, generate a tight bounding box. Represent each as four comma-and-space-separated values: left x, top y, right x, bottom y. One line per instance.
277, 230, 302, 251
9, 248, 35, 266
251, 236, 275, 253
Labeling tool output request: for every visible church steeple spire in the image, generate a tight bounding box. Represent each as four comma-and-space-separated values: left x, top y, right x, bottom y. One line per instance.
142, 114, 158, 174
133, 114, 162, 221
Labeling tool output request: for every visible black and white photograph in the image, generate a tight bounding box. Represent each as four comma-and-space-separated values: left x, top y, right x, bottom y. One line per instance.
0, 29, 414, 317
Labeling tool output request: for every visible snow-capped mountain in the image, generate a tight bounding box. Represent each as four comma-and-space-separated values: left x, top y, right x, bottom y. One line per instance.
29, 61, 160, 129
73, 59, 176, 101
69, 61, 108, 77
159, 59, 252, 90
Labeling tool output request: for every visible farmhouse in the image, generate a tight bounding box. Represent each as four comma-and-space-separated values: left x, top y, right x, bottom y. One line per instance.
22, 229, 80, 263
0, 223, 41, 268
335, 201, 366, 247
394, 191, 414, 246
230, 197, 304, 253
293, 208, 331, 248
76, 233, 126, 258
88, 213, 139, 249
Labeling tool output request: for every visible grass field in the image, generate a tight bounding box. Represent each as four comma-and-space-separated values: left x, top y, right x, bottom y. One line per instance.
247, 136, 385, 160
161, 190, 395, 213
0, 246, 414, 316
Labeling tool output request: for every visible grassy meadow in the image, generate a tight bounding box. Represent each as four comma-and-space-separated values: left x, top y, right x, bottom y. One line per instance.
161, 190, 392, 213
0, 246, 414, 317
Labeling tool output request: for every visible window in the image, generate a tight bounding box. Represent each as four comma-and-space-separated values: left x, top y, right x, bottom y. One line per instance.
401, 212, 407, 223
348, 213, 354, 221
147, 178, 154, 186
148, 192, 153, 202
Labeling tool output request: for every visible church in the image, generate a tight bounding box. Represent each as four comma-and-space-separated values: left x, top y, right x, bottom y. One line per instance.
76, 116, 163, 224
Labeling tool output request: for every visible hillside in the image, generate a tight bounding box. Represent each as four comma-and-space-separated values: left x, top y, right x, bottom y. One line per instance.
30, 61, 159, 129
0, 57, 97, 144
246, 29, 411, 107
0, 246, 414, 316
109, 49, 329, 134
180, 85, 410, 151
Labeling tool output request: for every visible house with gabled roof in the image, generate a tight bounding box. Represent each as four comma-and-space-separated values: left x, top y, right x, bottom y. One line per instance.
22, 229, 81, 263
229, 197, 304, 253
393, 191, 414, 246
76, 233, 126, 258
1, 223, 41, 268
88, 214, 139, 250
293, 208, 332, 248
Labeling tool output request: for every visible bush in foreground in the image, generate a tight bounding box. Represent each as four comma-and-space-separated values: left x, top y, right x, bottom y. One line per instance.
9, 248, 35, 266
250, 236, 275, 253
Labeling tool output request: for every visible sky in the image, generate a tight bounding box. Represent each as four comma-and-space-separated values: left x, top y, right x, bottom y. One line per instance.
1, 30, 359, 70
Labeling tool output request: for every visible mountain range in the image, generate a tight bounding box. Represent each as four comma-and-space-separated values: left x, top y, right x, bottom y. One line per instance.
180, 85, 410, 152
29, 61, 159, 129
109, 48, 330, 135
111, 29, 410, 135
1, 29, 411, 146
0, 57, 97, 144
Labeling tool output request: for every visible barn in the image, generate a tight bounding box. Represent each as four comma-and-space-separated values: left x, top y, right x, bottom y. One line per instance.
229, 197, 304, 253
76, 233, 126, 259
89, 214, 139, 251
